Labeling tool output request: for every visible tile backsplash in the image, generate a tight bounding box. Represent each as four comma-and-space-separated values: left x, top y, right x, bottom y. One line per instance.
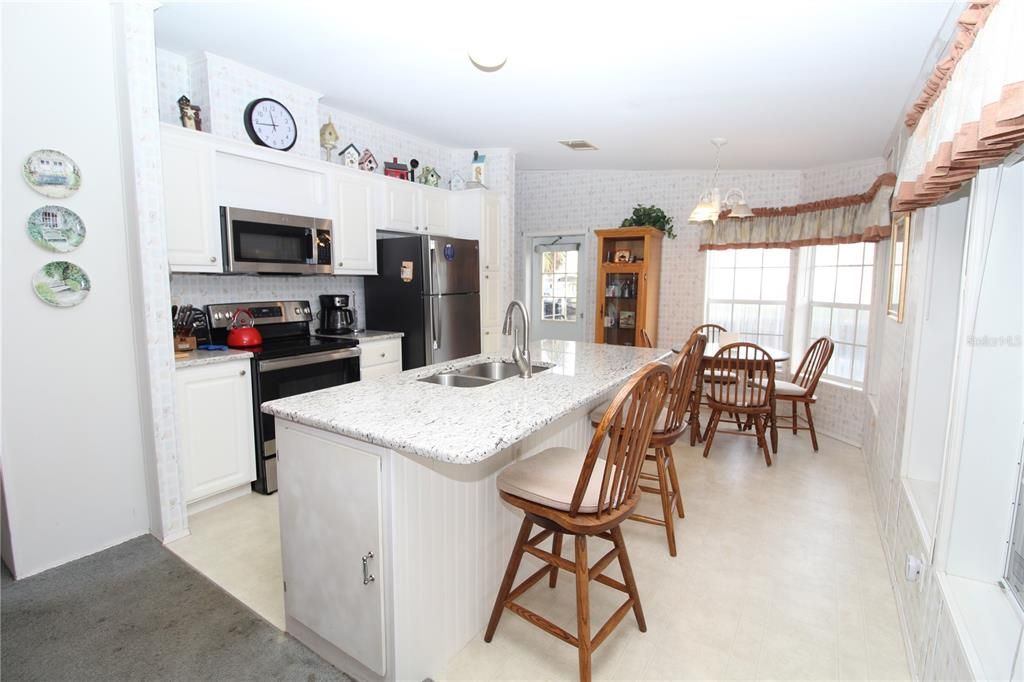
170, 273, 366, 329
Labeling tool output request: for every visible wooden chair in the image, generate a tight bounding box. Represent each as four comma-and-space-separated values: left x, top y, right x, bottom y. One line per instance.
702, 343, 775, 466
762, 337, 833, 451
639, 329, 653, 348
637, 332, 706, 555
485, 362, 672, 681
691, 323, 741, 435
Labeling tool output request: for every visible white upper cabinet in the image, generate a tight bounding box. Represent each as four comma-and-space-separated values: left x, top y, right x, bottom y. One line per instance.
333, 170, 379, 275
383, 181, 419, 232
162, 128, 221, 272
214, 150, 330, 219
420, 187, 450, 234
481, 193, 502, 272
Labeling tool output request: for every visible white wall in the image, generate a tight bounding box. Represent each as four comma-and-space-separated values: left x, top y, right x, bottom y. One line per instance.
1, 2, 152, 577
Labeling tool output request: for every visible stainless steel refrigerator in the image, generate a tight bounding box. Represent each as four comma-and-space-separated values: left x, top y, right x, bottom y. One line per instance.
365, 235, 481, 369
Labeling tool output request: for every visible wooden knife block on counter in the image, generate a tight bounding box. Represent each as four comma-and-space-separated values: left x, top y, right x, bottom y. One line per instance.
174, 335, 197, 353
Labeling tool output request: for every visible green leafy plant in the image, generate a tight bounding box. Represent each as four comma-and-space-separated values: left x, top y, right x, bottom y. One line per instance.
620, 204, 676, 239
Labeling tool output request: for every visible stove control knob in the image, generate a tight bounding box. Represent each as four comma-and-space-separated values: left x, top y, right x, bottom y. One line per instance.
212, 312, 221, 320
294, 306, 302, 314
304, 307, 311, 314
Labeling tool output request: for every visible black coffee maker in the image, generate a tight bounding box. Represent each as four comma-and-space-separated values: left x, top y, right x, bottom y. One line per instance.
317, 294, 355, 335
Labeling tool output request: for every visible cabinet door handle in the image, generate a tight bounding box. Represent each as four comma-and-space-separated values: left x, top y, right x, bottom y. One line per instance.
239, 369, 247, 376
209, 256, 217, 263
337, 261, 344, 267
380, 352, 386, 358
362, 551, 376, 585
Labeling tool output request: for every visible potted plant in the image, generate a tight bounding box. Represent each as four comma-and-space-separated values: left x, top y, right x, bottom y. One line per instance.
620, 204, 676, 239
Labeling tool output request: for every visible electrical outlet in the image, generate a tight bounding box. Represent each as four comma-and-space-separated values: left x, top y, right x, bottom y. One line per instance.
905, 554, 924, 582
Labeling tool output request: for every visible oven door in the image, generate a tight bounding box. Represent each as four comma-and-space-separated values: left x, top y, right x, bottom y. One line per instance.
222, 206, 333, 275
254, 348, 361, 493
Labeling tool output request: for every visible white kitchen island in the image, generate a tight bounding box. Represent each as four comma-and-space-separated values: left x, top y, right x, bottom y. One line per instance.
262, 340, 669, 681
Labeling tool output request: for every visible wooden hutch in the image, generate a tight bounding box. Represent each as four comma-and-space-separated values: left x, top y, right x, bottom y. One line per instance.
594, 227, 663, 346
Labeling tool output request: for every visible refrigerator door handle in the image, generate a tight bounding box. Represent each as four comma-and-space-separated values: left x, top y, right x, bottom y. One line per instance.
429, 241, 441, 350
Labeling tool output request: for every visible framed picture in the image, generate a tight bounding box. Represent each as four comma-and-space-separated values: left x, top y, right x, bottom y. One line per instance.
887, 213, 911, 321
614, 249, 631, 263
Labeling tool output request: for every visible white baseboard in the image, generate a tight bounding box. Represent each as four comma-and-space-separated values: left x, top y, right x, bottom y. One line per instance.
186, 483, 254, 516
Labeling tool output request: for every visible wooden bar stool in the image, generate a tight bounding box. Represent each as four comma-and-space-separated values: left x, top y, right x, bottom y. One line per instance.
484, 362, 671, 682
636, 332, 706, 555
702, 342, 775, 466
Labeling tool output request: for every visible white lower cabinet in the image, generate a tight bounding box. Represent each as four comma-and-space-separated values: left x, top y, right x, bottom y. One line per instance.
359, 338, 402, 379
174, 359, 256, 503
276, 423, 386, 676
481, 270, 503, 328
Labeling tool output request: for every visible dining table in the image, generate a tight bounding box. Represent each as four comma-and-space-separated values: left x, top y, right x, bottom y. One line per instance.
671, 341, 791, 453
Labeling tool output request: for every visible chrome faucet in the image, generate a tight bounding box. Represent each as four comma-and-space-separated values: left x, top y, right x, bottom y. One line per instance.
502, 300, 532, 378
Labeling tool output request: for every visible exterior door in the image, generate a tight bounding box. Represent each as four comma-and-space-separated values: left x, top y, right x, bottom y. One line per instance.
531, 236, 585, 341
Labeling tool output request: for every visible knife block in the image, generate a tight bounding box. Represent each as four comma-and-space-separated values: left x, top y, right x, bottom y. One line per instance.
174, 335, 197, 352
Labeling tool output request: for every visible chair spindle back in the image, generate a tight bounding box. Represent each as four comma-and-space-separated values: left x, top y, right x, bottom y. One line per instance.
706, 343, 774, 408
661, 333, 707, 435
640, 329, 654, 348
792, 337, 834, 393
692, 323, 727, 344
574, 362, 671, 518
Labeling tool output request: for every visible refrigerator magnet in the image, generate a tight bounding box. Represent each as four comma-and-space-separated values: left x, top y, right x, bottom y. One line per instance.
400, 260, 414, 282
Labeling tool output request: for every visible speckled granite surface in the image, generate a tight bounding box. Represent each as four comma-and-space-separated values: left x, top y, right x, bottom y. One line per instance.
175, 348, 253, 369
262, 340, 670, 464
329, 330, 404, 342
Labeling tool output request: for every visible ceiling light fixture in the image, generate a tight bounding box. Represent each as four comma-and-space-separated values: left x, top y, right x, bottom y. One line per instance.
688, 138, 753, 224
558, 139, 599, 151
468, 52, 507, 72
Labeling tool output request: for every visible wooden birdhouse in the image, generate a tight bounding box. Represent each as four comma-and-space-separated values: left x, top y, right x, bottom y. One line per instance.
358, 149, 378, 172
384, 157, 409, 180
339, 143, 360, 168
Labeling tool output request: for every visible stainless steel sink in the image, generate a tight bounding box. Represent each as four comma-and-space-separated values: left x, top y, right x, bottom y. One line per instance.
417, 360, 551, 388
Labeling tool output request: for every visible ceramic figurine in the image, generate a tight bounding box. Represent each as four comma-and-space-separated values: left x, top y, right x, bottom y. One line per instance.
319, 118, 339, 159
177, 95, 202, 131
420, 166, 441, 188
384, 156, 409, 180
471, 150, 487, 187
358, 149, 378, 172
450, 171, 466, 191
338, 143, 360, 168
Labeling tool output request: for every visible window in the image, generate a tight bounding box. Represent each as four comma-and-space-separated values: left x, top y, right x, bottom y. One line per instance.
807, 242, 874, 385
540, 249, 579, 322
705, 249, 790, 348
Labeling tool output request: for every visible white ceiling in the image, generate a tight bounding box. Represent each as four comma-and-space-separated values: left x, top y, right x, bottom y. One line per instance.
154, 0, 955, 170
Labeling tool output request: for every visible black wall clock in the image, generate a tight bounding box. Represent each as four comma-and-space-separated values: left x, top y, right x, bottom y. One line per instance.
243, 98, 297, 151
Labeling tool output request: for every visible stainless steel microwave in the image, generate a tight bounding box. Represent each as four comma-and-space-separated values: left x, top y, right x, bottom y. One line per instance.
220, 207, 333, 275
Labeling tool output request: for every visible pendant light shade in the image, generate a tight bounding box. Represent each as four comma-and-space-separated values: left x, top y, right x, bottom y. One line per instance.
689, 139, 752, 224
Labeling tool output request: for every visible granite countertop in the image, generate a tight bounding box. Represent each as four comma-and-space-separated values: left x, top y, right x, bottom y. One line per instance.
175, 348, 254, 369
261, 340, 670, 464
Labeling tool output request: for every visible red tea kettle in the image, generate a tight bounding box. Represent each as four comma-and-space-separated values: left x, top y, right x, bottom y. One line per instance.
227, 308, 263, 348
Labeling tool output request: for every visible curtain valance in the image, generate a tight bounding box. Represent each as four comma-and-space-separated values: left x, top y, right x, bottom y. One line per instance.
699, 174, 895, 251
894, 0, 1024, 211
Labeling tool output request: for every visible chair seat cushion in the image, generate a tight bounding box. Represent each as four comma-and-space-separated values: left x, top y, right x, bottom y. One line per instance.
589, 401, 668, 432
497, 447, 608, 513
751, 377, 812, 397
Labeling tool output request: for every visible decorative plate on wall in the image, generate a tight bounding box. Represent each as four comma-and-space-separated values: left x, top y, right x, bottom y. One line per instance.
31, 261, 91, 308
27, 205, 86, 252
22, 149, 82, 198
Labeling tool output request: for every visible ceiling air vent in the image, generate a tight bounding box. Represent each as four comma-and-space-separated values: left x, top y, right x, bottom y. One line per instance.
558, 139, 599, 151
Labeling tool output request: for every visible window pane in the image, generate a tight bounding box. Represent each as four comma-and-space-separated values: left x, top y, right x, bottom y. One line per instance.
734, 269, 761, 299
733, 304, 759, 333
763, 249, 791, 268
838, 243, 863, 265
565, 250, 578, 272
708, 268, 734, 299
835, 267, 862, 304
709, 249, 735, 268
758, 334, 784, 349
552, 276, 566, 298
542, 274, 555, 296
735, 250, 762, 268
551, 251, 565, 272
863, 242, 876, 265
812, 266, 836, 302
542, 252, 555, 274
566, 298, 577, 322
856, 310, 871, 345
758, 305, 785, 335
860, 266, 874, 305
708, 303, 732, 328
853, 346, 867, 383
833, 308, 857, 343
831, 342, 854, 379
542, 297, 555, 320
761, 268, 789, 300
815, 244, 838, 266
811, 306, 832, 338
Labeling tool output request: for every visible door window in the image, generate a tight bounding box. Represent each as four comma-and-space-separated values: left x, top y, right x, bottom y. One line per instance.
540, 250, 579, 322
